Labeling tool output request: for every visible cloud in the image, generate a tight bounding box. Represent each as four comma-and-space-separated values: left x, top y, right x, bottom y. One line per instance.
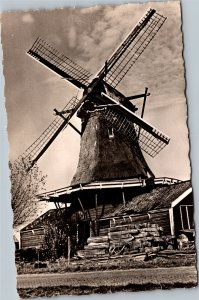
3, 2, 190, 183
80, 6, 101, 15
22, 13, 34, 24
68, 25, 77, 49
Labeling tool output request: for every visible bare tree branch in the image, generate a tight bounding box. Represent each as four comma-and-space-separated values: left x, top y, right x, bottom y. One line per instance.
9, 159, 47, 227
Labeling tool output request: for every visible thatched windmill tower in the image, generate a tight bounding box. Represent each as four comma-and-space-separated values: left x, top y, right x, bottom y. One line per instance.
19, 9, 173, 240
71, 85, 155, 186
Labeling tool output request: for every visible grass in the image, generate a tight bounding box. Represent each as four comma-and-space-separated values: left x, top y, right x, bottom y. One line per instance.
17, 254, 198, 299
16, 251, 196, 275
18, 281, 197, 298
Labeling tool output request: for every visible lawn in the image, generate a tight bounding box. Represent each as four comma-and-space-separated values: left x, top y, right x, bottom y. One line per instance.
16, 250, 196, 275
18, 282, 197, 298
17, 265, 197, 298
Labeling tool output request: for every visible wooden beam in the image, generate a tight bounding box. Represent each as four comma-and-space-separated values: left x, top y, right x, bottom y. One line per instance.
186, 206, 190, 230
87, 207, 96, 236
171, 187, 192, 207
54, 108, 81, 135
95, 193, 98, 220
100, 202, 105, 219
125, 91, 150, 101
169, 208, 175, 236
87, 207, 92, 221
179, 206, 184, 230
122, 190, 126, 207
138, 87, 148, 139
141, 87, 148, 119
77, 197, 85, 216
76, 223, 79, 243
89, 221, 92, 238
95, 193, 100, 235
68, 235, 71, 266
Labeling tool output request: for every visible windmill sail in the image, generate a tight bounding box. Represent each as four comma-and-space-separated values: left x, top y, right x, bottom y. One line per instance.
18, 96, 81, 169
101, 92, 170, 157
22, 8, 168, 169
97, 9, 166, 88
27, 37, 92, 88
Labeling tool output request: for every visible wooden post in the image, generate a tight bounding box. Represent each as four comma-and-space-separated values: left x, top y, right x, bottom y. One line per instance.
95, 193, 98, 219
122, 190, 126, 207
87, 208, 96, 236
95, 193, 99, 235
89, 221, 92, 237
76, 223, 79, 243
169, 208, 175, 236
186, 206, 190, 229
68, 235, 71, 266
179, 206, 184, 230
78, 197, 85, 216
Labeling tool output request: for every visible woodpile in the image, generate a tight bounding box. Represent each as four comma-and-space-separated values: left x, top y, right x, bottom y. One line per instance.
108, 222, 163, 255
77, 222, 166, 259
77, 236, 109, 259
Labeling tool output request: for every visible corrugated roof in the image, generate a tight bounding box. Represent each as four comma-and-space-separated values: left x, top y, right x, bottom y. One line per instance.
103, 181, 192, 218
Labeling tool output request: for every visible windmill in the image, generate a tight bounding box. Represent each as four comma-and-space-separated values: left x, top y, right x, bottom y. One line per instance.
19, 9, 172, 239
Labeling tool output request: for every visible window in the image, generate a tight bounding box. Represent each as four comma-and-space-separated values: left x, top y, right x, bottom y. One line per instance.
179, 205, 194, 230
108, 127, 114, 139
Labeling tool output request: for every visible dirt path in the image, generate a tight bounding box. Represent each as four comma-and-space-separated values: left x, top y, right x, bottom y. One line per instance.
17, 266, 197, 289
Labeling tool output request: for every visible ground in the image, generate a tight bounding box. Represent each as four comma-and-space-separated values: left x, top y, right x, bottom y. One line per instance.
17, 266, 197, 298
16, 251, 197, 298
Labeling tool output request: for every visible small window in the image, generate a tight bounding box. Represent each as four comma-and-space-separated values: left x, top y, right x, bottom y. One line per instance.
108, 127, 114, 139
179, 205, 194, 230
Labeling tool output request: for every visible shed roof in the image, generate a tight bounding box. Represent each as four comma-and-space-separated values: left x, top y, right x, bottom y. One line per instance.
21, 208, 68, 231
103, 180, 192, 218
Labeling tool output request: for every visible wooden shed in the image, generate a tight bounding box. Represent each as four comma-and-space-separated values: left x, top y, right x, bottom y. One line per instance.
101, 180, 194, 237
38, 178, 193, 242
38, 177, 181, 238
20, 208, 69, 249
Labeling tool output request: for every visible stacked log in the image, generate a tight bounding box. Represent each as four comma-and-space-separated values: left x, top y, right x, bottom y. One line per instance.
77, 236, 109, 259
108, 223, 165, 256
77, 222, 165, 259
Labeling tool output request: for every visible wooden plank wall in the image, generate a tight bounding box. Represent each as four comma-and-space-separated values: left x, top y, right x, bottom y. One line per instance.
87, 204, 114, 220
20, 227, 45, 249
99, 210, 171, 236
109, 214, 149, 227
149, 210, 171, 235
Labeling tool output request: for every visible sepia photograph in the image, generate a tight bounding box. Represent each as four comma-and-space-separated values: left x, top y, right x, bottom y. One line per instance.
1, 0, 198, 298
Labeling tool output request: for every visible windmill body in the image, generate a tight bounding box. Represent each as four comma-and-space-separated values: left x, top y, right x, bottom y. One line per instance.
71, 82, 154, 186
18, 9, 176, 242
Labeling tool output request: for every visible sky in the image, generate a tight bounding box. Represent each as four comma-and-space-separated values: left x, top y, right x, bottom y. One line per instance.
1, 1, 191, 192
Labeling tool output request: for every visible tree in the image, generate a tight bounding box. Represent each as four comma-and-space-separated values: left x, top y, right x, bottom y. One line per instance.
10, 159, 47, 227
43, 219, 69, 260
42, 209, 79, 260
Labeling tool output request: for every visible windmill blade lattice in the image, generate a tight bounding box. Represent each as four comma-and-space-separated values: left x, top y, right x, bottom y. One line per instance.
21, 8, 169, 170
99, 9, 166, 88
18, 96, 80, 169
101, 108, 169, 157
100, 92, 170, 157
27, 37, 92, 88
